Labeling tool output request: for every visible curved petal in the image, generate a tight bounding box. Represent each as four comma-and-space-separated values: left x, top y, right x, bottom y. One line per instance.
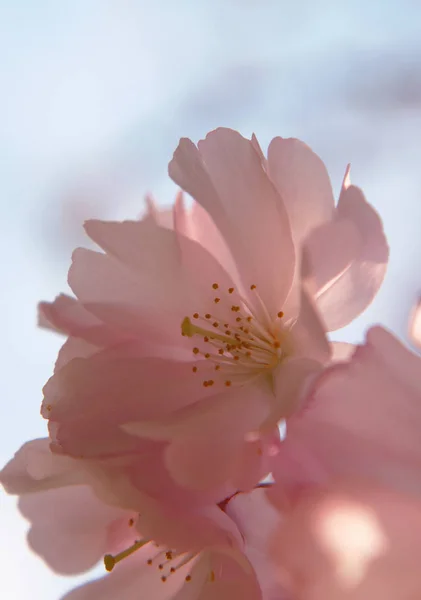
39, 294, 128, 348
267, 137, 335, 244
289, 289, 330, 363
303, 218, 361, 298
314, 176, 388, 331
0, 439, 88, 494
174, 195, 241, 289
169, 128, 295, 318
20, 484, 130, 575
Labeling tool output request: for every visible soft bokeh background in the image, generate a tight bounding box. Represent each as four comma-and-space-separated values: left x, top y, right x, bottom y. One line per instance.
1, 1, 421, 597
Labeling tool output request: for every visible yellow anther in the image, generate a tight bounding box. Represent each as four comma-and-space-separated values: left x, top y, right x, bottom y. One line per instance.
225, 330, 231, 335
228, 287, 234, 294
192, 366, 197, 372
215, 365, 221, 370
274, 341, 281, 348
204, 336, 209, 342
212, 322, 219, 328
193, 348, 199, 354
205, 353, 210, 358
147, 559, 153, 565
214, 297, 220, 303
185, 575, 192, 582
277, 311, 284, 318
225, 380, 232, 387
218, 349, 224, 355
205, 313, 211, 319
212, 283, 219, 289
193, 313, 199, 319
161, 576, 167, 582
236, 317, 241, 322
209, 570, 216, 582
250, 284, 256, 290
104, 539, 147, 572
128, 518, 134, 526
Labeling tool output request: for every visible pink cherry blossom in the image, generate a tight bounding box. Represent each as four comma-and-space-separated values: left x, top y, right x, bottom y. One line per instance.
268, 325, 421, 500
39, 128, 387, 494
0, 439, 262, 600
262, 325, 421, 599
267, 481, 421, 600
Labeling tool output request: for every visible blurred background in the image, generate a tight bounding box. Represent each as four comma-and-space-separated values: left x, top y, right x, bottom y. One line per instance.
1, 0, 421, 597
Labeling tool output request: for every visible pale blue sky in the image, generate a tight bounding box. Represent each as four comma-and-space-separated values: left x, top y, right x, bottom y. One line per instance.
1, 1, 421, 598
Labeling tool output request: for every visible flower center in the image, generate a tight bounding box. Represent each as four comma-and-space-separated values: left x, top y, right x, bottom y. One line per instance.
103, 520, 215, 584
181, 283, 286, 387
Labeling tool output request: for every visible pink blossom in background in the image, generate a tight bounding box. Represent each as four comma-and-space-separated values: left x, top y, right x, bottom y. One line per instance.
268, 325, 421, 498
39, 128, 388, 495
409, 297, 421, 348
264, 325, 421, 599
267, 481, 421, 600
0, 439, 262, 600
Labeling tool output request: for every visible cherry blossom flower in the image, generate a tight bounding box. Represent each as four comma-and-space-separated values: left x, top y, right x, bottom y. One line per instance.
39, 128, 387, 494
0, 439, 262, 600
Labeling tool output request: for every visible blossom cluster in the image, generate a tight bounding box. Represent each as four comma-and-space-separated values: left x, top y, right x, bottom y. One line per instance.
2, 128, 420, 600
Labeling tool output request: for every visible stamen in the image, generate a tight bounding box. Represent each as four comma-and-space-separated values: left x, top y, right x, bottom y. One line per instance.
277, 311, 284, 318
212, 283, 219, 289
104, 539, 148, 572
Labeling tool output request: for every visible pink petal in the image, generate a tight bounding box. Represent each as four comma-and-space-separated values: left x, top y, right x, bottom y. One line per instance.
267, 137, 335, 244
174, 196, 241, 288
303, 218, 361, 300
409, 298, 421, 349
0, 438, 88, 494
314, 176, 388, 331
270, 356, 323, 425
289, 289, 331, 363
20, 484, 130, 575
271, 481, 421, 600
330, 341, 356, 363
124, 387, 269, 491
169, 128, 295, 318
39, 294, 128, 348
55, 336, 100, 371
142, 193, 175, 229
271, 326, 421, 498
135, 499, 244, 553
193, 549, 262, 600
226, 488, 283, 600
